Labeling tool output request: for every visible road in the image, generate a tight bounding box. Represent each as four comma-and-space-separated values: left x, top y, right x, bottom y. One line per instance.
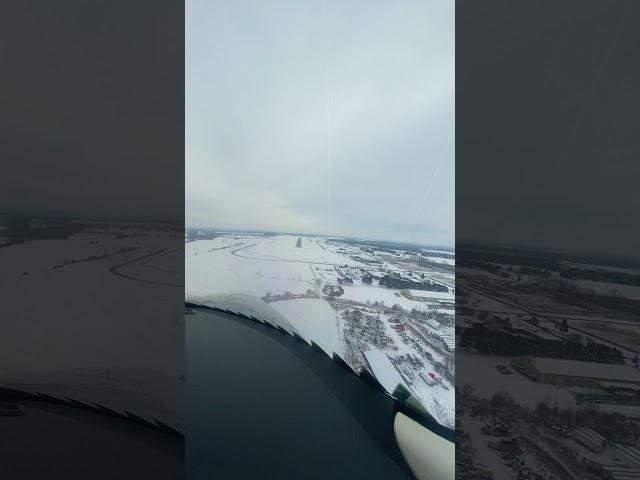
459, 282, 638, 358
109, 248, 183, 287
231, 242, 355, 267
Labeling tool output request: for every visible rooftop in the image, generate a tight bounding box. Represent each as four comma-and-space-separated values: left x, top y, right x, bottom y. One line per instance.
529, 357, 640, 383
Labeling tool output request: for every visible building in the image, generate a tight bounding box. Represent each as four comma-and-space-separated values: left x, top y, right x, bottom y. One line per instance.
426, 319, 440, 329
572, 427, 607, 452
511, 357, 640, 388
420, 372, 437, 386
615, 444, 640, 469
600, 463, 640, 480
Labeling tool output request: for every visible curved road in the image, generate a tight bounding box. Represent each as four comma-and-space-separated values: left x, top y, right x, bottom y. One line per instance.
109, 248, 183, 287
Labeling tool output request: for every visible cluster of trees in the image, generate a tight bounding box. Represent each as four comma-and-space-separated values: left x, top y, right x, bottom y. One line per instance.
519, 266, 552, 277
534, 401, 640, 445
459, 324, 625, 364
261, 290, 319, 302
490, 390, 517, 409
560, 266, 640, 286
322, 285, 344, 297
460, 260, 503, 275
342, 308, 394, 349
379, 275, 448, 293
534, 277, 595, 296
55, 246, 141, 269
434, 360, 454, 385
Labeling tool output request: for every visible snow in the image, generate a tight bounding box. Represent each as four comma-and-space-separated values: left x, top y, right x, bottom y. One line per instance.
0, 231, 184, 432
428, 273, 455, 287
597, 403, 640, 418
410, 363, 454, 427
246, 236, 358, 266
186, 234, 452, 314
340, 285, 430, 311
457, 352, 578, 410
572, 279, 640, 300
186, 237, 316, 298
530, 357, 640, 382
421, 256, 455, 266
373, 313, 454, 427
460, 416, 518, 480
422, 248, 455, 256
408, 289, 455, 301
563, 261, 640, 276
186, 233, 456, 427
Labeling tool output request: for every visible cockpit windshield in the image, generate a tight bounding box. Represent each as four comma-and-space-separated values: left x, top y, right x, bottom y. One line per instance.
186, 0, 454, 430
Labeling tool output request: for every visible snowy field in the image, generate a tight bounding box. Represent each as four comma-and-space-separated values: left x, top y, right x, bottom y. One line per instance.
186, 237, 317, 298
457, 352, 578, 410
186, 233, 455, 427
340, 285, 430, 311
186, 234, 453, 336
0, 227, 184, 432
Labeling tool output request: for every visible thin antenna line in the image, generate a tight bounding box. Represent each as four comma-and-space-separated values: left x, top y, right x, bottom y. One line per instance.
408, 135, 454, 243
323, 0, 332, 235
567, 5, 625, 147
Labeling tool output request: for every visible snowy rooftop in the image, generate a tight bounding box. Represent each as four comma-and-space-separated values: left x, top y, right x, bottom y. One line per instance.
530, 357, 640, 383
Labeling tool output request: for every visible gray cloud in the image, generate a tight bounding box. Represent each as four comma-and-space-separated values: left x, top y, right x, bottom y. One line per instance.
456, 1, 640, 257
1, 1, 183, 221
187, 0, 454, 247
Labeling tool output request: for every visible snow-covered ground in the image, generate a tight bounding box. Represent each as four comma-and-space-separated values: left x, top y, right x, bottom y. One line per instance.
0, 228, 185, 432
421, 255, 455, 266
457, 352, 578, 410
186, 233, 455, 427
186, 234, 450, 316
340, 285, 430, 311
460, 416, 518, 480
572, 279, 640, 300
187, 237, 316, 297
407, 289, 455, 301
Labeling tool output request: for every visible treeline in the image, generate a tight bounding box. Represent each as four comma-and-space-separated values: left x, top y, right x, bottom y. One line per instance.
420, 251, 455, 260
560, 266, 640, 287
416, 258, 454, 273
533, 402, 640, 445
54, 246, 141, 269
458, 260, 552, 278
0, 217, 84, 243
337, 238, 423, 254
456, 248, 560, 270
459, 324, 624, 364
335, 238, 454, 257
379, 275, 448, 292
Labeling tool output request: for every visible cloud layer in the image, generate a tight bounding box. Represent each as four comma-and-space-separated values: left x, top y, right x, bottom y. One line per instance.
187, 0, 454, 246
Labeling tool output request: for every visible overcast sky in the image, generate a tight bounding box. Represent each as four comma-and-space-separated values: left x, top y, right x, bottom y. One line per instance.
457, 1, 640, 257
186, 0, 454, 247
2, 1, 183, 222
